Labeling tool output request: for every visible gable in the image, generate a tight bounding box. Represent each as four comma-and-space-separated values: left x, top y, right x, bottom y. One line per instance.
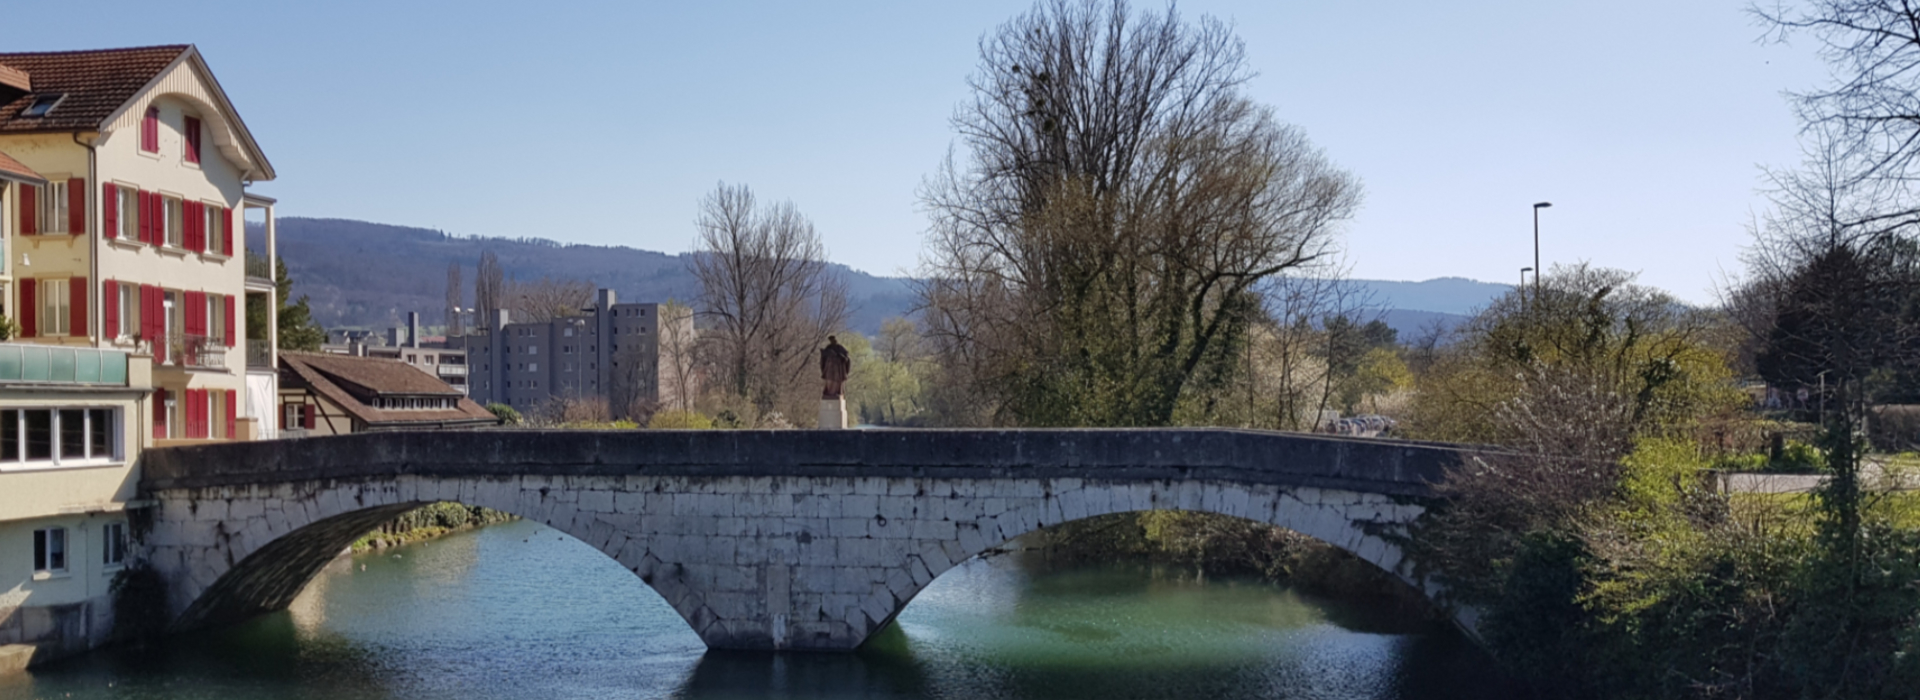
0, 45, 273, 181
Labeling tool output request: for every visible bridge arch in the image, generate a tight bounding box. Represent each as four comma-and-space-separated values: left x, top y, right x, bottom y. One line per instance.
138, 430, 1470, 650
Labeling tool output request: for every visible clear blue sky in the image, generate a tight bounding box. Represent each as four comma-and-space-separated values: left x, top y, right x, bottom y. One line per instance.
12, 0, 1829, 303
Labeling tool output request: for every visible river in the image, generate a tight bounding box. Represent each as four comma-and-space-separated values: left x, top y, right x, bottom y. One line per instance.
1, 519, 1507, 699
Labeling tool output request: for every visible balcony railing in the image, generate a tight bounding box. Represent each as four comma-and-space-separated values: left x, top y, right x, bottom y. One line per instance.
246, 342, 273, 370
245, 252, 273, 287
0, 344, 130, 386
436, 364, 466, 376
142, 334, 228, 369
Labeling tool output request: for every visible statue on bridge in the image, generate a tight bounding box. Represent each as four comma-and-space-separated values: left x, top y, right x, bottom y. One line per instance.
820, 336, 851, 400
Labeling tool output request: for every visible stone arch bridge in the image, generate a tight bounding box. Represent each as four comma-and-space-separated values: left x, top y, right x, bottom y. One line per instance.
137, 429, 1474, 651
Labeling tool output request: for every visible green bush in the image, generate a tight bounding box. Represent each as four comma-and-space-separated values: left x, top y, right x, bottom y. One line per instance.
648, 410, 714, 430
485, 402, 522, 425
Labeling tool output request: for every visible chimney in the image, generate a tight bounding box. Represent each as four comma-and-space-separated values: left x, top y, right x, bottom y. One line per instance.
408, 312, 420, 348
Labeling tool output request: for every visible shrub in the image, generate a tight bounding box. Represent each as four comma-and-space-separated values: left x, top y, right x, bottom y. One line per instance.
648, 410, 714, 430
485, 402, 522, 425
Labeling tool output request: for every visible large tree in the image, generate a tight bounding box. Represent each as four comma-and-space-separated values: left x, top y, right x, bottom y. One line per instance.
692, 183, 848, 423
917, 0, 1361, 427
244, 256, 325, 352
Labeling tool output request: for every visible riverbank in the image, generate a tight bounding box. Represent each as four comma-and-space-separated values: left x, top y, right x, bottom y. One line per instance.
1023, 512, 1439, 620
349, 502, 515, 552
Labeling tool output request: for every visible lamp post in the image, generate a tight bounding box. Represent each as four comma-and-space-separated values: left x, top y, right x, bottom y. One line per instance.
1520, 267, 1533, 313
1533, 202, 1552, 305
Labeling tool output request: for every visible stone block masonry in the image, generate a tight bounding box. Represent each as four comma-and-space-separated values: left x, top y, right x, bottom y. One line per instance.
139, 429, 1475, 650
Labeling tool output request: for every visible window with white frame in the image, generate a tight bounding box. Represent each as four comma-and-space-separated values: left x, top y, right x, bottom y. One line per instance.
33, 527, 67, 574
0, 408, 118, 470
164, 196, 183, 248
117, 186, 141, 240
207, 294, 223, 343
39, 279, 70, 336
39, 180, 69, 234
203, 203, 223, 253
116, 283, 139, 340
102, 522, 127, 567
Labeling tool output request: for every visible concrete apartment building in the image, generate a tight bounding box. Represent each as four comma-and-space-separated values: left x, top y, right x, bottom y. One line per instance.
460, 290, 694, 416
0, 45, 280, 669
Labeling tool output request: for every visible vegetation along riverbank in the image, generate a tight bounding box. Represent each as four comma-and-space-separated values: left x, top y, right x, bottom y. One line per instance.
350, 503, 515, 552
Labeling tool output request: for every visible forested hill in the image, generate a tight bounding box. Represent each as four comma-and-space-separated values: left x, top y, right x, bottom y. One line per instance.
250, 217, 1508, 336
248, 217, 918, 334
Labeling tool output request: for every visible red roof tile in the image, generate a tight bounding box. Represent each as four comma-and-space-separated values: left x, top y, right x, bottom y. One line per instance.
0, 45, 188, 133
0, 149, 42, 183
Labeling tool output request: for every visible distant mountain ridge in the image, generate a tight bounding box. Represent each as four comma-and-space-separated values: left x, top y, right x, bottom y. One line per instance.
251, 218, 1504, 337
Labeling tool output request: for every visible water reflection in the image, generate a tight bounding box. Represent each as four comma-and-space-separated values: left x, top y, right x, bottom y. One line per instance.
3, 519, 1507, 700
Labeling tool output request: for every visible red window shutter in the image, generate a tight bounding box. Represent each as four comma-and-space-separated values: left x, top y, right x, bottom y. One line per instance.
226, 207, 237, 256
19, 279, 36, 338
302, 404, 316, 430
186, 202, 200, 252
184, 117, 201, 164
196, 390, 209, 439
137, 191, 152, 244
153, 389, 167, 440
223, 295, 236, 347
102, 184, 118, 239
67, 178, 85, 235
182, 291, 198, 337
69, 276, 87, 338
103, 280, 119, 338
19, 184, 36, 235
142, 107, 159, 153
225, 389, 237, 439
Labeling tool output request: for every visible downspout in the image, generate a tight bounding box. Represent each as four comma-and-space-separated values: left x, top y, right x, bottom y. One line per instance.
74, 132, 98, 343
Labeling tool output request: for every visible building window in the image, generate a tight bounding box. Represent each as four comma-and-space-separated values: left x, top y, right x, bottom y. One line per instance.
564, 328, 574, 337
527, 346, 537, 355
0, 408, 118, 469
38, 180, 69, 234
164, 197, 183, 248
141, 107, 160, 153
39, 279, 70, 336
184, 116, 202, 165
102, 522, 127, 567
203, 202, 224, 252
117, 186, 141, 239
529, 363, 537, 372
33, 528, 67, 574
20, 93, 64, 118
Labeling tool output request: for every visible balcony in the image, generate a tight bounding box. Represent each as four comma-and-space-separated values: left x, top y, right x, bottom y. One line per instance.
247, 342, 274, 370
145, 334, 228, 370
245, 252, 274, 292
0, 344, 130, 386
436, 364, 466, 377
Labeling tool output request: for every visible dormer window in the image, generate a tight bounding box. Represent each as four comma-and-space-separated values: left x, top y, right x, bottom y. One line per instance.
20, 94, 63, 118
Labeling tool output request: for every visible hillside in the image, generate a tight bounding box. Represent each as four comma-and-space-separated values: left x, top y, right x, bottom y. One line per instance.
251, 218, 1500, 337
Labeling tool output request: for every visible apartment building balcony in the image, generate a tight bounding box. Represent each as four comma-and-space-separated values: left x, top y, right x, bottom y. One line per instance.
244, 253, 274, 292
246, 342, 273, 371
437, 364, 466, 377
144, 334, 228, 370
0, 343, 133, 387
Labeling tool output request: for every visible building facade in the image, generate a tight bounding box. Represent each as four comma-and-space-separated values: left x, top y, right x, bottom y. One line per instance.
459, 290, 694, 417
0, 45, 279, 670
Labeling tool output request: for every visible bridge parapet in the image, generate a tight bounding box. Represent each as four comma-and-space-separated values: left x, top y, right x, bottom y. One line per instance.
140, 428, 1466, 497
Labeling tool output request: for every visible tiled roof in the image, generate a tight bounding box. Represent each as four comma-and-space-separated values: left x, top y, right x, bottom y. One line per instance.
280, 352, 497, 428
0, 45, 188, 132
0, 149, 42, 183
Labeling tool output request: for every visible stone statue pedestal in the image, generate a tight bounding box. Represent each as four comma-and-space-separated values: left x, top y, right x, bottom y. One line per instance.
819, 398, 848, 429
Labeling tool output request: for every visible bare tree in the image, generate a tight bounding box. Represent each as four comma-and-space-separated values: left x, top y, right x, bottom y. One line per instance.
474, 251, 506, 332
508, 276, 594, 324
917, 0, 1361, 427
445, 263, 464, 337
656, 300, 700, 413
692, 183, 850, 420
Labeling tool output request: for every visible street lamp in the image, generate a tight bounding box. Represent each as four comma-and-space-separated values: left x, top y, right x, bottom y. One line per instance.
1520, 267, 1533, 313
1532, 202, 1552, 304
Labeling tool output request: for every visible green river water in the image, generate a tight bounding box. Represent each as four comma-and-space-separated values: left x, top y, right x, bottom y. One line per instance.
0, 518, 1509, 699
